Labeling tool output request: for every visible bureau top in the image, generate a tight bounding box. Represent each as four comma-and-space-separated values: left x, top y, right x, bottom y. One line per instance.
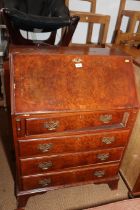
9, 45, 131, 56
9, 46, 139, 115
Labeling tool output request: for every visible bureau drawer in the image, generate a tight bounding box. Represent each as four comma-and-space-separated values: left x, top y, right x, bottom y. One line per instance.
20, 147, 123, 176
16, 111, 131, 137
21, 163, 119, 190
18, 130, 129, 157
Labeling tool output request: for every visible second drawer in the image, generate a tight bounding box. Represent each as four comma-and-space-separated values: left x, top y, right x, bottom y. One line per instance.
18, 129, 129, 157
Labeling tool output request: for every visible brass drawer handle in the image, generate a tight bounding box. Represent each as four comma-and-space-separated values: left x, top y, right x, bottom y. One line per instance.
102, 136, 115, 144
100, 114, 112, 123
39, 178, 51, 187
97, 153, 110, 161
44, 120, 59, 131
38, 143, 53, 153
38, 161, 53, 170
94, 170, 105, 178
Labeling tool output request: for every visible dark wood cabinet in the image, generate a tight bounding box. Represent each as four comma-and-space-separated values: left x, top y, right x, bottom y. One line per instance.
9, 46, 139, 210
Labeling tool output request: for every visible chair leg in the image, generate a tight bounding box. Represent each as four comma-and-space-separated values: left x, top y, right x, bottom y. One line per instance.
58, 16, 80, 46
44, 31, 57, 46
16, 194, 30, 210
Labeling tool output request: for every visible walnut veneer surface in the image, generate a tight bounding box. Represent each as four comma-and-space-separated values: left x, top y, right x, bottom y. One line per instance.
9, 45, 139, 210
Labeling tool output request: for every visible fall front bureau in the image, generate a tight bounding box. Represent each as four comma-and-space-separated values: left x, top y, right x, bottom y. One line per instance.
9, 46, 139, 210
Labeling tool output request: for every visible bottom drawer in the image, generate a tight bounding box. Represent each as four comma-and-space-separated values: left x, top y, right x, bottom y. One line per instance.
21, 163, 119, 190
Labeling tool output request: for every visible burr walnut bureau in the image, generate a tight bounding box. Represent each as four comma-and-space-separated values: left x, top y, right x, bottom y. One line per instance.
9, 46, 139, 210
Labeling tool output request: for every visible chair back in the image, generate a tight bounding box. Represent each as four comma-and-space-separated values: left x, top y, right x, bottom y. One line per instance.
113, 0, 140, 44
1, 0, 79, 46
70, 12, 110, 46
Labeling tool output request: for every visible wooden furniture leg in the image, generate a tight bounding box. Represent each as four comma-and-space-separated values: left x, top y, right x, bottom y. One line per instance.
108, 177, 119, 190
16, 194, 30, 210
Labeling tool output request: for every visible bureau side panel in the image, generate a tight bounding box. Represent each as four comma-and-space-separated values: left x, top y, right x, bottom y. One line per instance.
120, 65, 140, 193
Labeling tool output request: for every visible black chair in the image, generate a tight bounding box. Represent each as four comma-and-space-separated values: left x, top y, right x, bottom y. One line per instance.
0, 0, 79, 46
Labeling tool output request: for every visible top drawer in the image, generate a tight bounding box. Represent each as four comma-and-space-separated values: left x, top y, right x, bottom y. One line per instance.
15, 111, 133, 137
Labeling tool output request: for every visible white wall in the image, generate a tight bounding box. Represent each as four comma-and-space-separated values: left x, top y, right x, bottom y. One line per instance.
70, 0, 140, 43
21, 0, 140, 44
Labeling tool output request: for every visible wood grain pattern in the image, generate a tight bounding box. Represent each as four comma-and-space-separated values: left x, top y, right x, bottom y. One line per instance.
25, 111, 127, 136
10, 47, 139, 115
20, 147, 123, 176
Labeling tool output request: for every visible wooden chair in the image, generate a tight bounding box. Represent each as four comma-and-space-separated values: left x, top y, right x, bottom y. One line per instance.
1, 0, 80, 46
70, 11, 110, 47
115, 31, 140, 47
113, 0, 140, 46
67, 0, 97, 44
108, 0, 140, 68
66, 0, 110, 47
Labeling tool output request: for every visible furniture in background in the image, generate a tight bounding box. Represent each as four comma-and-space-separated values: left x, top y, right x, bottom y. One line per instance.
9, 45, 139, 210
120, 64, 140, 198
66, 0, 110, 46
107, 0, 140, 67
66, 0, 97, 43
113, 0, 140, 46
1, 0, 79, 46
70, 11, 110, 47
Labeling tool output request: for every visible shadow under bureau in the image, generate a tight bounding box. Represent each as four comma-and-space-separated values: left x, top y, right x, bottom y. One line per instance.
9, 46, 139, 210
